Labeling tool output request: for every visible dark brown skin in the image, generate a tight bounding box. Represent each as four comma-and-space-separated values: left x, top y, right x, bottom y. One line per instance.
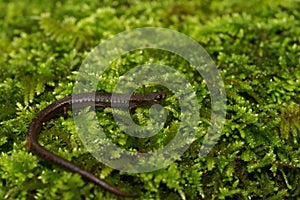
26, 91, 166, 198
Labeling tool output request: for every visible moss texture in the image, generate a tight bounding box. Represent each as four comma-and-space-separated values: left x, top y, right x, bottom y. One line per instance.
0, 0, 299, 199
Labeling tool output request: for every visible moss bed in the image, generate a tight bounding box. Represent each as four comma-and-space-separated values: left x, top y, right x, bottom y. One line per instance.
0, 0, 299, 199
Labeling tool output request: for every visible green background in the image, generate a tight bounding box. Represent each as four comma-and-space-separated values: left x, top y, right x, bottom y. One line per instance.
0, 0, 299, 199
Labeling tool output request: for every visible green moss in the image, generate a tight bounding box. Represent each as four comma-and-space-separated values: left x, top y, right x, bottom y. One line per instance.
0, 0, 299, 199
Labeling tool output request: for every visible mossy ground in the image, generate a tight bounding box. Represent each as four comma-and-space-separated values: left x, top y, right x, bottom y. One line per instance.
0, 0, 299, 199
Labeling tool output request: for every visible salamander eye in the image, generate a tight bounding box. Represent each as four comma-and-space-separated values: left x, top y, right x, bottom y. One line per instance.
154, 93, 166, 102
